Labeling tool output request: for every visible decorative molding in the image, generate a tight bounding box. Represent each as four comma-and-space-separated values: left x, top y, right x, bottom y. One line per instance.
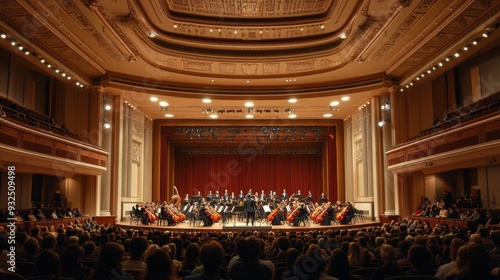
183, 60, 213, 72
355, 140, 363, 163
220, 63, 236, 74
61, 0, 123, 62
132, 111, 144, 138
286, 60, 315, 72
241, 63, 258, 75
165, 0, 330, 17
263, 63, 279, 74
131, 140, 141, 164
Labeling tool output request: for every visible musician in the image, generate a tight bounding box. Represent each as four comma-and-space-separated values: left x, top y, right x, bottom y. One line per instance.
320, 202, 334, 226
296, 190, 303, 201
260, 190, 266, 201
247, 188, 254, 196
293, 203, 308, 226
183, 194, 190, 205
135, 204, 148, 225
220, 196, 231, 223
306, 191, 313, 203
223, 189, 229, 200
213, 190, 221, 202
199, 204, 213, 227
339, 201, 355, 225
244, 194, 256, 226
230, 192, 237, 201
270, 205, 285, 225
160, 203, 174, 226
206, 191, 213, 202
268, 190, 274, 202
281, 189, 288, 201
238, 190, 245, 201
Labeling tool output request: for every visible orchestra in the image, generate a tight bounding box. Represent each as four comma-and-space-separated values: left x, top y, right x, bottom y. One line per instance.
131, 188, 361, 228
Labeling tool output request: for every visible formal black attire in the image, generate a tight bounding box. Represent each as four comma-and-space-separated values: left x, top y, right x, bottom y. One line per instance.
244, 196, 256, 226
293, 207, 308, 226
281, 192, 288, 201
199, 206, 213, 226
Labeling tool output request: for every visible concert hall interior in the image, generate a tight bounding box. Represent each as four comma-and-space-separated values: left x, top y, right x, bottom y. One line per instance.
0, 0, 499, 234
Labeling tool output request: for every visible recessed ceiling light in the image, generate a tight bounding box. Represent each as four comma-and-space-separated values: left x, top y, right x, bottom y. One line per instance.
323, 113, 333, 118
104, 104, 112, 111
209, 114, 218, 119
150, 96, 158, 102
288, 114, 297, 119
288, 98, 297, 103
245, 114, 254, 119
244, 102, 254, 107
330, 101, 340, 106
341, 96, 350, 101
165, 114, 173, 118
202, 98, 212, 103
159, 101, 168, 107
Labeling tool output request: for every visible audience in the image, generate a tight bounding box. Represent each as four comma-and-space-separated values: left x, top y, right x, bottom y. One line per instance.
2, 209, 500, 280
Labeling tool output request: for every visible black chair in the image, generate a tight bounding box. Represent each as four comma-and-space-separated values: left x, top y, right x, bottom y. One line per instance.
129, 207, 141, 225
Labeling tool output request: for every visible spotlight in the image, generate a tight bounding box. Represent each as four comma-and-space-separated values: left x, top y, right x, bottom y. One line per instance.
104, 104, 112, 111
103, 119, 111, 129
378, 120, 385, 127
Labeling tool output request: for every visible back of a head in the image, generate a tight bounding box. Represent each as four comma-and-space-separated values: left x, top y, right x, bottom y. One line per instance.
93, 242, 124, 279
130, 236, 148, 260
327, 248, 350, 279
380, 244, 396, 263
238, 237, 260, 262
36, 249, 61, 277
145, 248, 174, 278
23, 237, 40, 255
199, 240, 224, 273
408, 244, 431, 269
62, 244, 83, 267
277, 236, 290, 252
286, 248, 300, 270
463, 244, 492, 276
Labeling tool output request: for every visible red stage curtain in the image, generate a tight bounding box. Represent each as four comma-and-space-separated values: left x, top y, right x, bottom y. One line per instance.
173, 152, 323, 201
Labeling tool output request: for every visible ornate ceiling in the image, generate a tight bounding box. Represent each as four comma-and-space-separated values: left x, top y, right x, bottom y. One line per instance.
0, 0, 498, 120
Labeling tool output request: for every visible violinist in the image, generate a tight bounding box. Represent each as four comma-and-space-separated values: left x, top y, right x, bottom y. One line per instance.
213, 190, 221, 203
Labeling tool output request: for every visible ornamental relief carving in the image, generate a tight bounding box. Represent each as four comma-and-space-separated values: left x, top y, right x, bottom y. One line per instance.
165, 0, 330, 17
183, 60, 213, 72
263, 63, 279, 74
355, 141, 363, 163
286, 60, 315, 72
132, 111, 144, 138
241, 64, 258, 75
131, 140, 141, 164
220, 63, 236, 74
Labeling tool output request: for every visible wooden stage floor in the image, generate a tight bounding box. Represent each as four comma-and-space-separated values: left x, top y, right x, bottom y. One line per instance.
117, 219, 381, 233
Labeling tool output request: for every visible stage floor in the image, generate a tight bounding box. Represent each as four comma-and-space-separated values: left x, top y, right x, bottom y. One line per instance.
117, 219, 380, 233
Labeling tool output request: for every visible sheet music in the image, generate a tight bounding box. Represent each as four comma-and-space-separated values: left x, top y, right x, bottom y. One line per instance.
263, 205, 271, 212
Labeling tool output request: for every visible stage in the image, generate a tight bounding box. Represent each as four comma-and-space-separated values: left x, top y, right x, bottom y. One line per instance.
116, 219, 380, 233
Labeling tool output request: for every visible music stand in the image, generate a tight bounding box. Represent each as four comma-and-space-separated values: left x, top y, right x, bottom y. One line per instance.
263, 205, 271, 213
190, 195, 201, 204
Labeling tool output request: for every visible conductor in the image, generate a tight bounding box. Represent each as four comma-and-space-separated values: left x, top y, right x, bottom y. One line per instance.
244, 194, 256, 226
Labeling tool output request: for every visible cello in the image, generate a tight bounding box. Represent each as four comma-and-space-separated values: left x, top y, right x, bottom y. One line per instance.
335, 205, 349, 222
267, 208, 280, 222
